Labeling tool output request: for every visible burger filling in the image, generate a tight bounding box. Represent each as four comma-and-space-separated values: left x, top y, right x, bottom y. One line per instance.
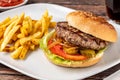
40, 22, 108, 61
40, 29, 106, 64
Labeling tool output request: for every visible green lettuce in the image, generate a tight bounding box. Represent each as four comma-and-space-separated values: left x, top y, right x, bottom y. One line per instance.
40, 30, 71, 65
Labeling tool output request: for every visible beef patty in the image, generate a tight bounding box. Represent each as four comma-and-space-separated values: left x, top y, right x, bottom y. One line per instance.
55, 22, 109, 50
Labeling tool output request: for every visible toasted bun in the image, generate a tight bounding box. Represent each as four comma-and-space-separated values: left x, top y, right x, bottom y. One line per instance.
66, 11, 117, 42
44, 51, 104, 67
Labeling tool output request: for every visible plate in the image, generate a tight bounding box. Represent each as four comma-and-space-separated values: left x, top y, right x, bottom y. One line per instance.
0, 3, 120, 80
0, 0, 28, 10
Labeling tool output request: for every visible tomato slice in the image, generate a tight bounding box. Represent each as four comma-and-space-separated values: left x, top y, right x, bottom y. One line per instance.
48, 40, 87, 61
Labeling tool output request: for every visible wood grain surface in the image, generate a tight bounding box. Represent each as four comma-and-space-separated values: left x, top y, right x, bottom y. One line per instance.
0, 0, 120, 80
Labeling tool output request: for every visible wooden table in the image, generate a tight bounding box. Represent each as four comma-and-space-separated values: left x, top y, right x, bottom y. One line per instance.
0, 0, 120, 80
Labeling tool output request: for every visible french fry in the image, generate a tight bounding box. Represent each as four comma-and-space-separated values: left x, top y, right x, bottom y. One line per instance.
31, 38, 40, 45
5, 16, 18, 27
40, 18, 46, 36
3, 46, 14, 52
22, 17, 29, 29
32, 20, 37, 24
21, 17, 29, 36
32, 31, 41, 38
8, 39, 13, 44
20, 38, 30, 46
0, 17, 11, 26
12, 32, 19, 41
34, 21, 41, 33
0, 10, 56, 60
40, 10, 54, 36
19, 45, 29, 60
26, 16, 32, 33
4, 21, 17, 37
43, 10, 48, 18
32, 20, 37, 27
20, 27, 28, 36
11, 46, 23, 59
0, 25, 6, 32
17, 13, 25, 25
19, 32, 41, 45
4, 13, 24, 37
17, 33, 25, 38
0, 31, 4, 39
14, 40, 20, 49
1, 25, 20, 51
3, 16, 18, 37
29, 44, 35, 50
0, 39, 3, 46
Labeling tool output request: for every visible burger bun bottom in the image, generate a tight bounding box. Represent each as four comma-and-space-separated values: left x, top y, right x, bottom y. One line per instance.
44, 51, 104, 67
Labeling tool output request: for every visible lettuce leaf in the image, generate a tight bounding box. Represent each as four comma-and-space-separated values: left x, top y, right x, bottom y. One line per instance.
39, 30, 72, 64
40, 29, 55, 50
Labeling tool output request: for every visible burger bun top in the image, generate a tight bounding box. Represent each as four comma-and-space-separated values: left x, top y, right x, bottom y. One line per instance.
66, 11, 117, 42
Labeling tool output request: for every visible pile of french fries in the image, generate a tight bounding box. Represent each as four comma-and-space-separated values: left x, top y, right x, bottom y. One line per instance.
0, 10, 56, 60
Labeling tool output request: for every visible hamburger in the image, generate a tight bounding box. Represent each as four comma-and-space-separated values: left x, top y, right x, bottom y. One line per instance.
40, 11, 117, 67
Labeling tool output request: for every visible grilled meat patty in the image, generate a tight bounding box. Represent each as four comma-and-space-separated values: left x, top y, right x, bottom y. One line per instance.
55, 22, 109, 50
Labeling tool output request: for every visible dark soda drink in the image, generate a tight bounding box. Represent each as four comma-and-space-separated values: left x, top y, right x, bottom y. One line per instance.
105, 0, 120, 20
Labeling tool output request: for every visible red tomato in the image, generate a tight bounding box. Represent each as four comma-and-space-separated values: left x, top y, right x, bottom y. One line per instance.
48, 40, 87, 61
